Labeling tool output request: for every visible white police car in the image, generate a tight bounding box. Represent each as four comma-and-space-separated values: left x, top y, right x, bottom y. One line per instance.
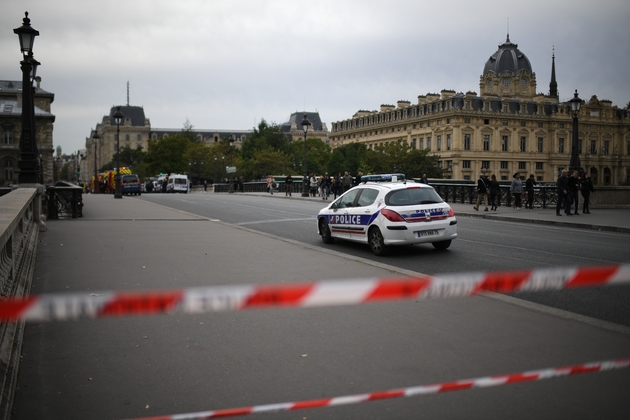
317, 174, 457, 255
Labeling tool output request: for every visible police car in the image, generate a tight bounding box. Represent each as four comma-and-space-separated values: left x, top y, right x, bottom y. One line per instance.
317, 174, 457, 255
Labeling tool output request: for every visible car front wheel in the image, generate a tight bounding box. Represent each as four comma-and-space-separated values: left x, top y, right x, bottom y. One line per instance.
432, 240, 452, 250
369, 226, 389, 256
319, 218, 334, 244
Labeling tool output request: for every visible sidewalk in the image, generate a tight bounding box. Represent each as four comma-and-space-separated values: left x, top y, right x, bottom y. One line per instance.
213, 190, 630, 234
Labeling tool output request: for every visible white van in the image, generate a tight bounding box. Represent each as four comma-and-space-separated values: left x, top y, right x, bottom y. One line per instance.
166, 174, 189, 193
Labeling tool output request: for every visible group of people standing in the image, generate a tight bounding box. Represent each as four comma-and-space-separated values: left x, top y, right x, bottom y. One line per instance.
267, 171, 363, 199
473, 170, 594, 213
556, 170, 594, 216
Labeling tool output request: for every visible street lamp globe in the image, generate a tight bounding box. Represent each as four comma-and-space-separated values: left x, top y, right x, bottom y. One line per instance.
13, 12, 39, 55
570, 89, 581, 115
568, 90, 583, 176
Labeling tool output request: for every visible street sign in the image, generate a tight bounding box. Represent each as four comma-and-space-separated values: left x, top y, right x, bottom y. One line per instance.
226, 166, 237, 173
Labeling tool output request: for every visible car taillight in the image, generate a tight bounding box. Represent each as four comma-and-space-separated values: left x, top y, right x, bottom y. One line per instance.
448, 207, 455, 217
381, 208, 405, 222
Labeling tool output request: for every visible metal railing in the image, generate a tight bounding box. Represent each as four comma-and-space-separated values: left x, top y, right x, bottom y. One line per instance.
432, 184, 557, 208
46, 182, 83, 219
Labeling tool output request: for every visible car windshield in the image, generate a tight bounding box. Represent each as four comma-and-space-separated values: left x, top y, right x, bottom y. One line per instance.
385, 187, 444, 206
174, 178, 187, 184
122, 175, 138, 183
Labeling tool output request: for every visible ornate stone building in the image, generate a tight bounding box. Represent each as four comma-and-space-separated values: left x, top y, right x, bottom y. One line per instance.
280, 111, 329, 143
0, 78, 55, 186
85, 107, 329, 178
329, 35, 630, 185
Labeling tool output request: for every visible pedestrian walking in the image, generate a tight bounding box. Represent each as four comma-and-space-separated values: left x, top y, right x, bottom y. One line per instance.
162, 177, 168, 193
285, 174, 293, 196
473, 174, 489, 211
203, 179, 208, 192
581, 172, 594, 214
568, 170, 582, 215
510, 173, 523, 210
489, 174, 500, 211
332, 174, 342, 199
354, 171, 363, 186
342, 171, 353, 192
420, 174, 429, 184
556, 170, 571, 216
266, 175, 275, 195
320, 173, 331, 200
525, 174, 537, 209
309, 173, 318, 197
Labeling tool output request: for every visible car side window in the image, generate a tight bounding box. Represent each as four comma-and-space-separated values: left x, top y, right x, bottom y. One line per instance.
356, 188, 379, 207
337, 190, 360, 208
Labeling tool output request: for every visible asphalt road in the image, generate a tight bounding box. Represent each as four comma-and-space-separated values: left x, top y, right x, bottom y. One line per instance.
139, 192, 630, 327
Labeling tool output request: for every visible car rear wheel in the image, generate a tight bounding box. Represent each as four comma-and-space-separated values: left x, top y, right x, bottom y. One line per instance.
369, 226, 389, 256
432, 240, 452, 250
319, 218, 334, 244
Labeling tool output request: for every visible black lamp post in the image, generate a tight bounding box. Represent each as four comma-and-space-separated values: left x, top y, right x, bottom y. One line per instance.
221, 154, 225, 183
14, 12, 40, 184
113, 106, 123, 198
92, 130, 99, 193
228, 135, 235, 193
300, 114, 311, 197
214, 155, 217, 184
568, 90, 583, 176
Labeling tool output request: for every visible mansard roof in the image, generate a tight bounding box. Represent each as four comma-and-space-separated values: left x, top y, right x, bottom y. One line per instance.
280, 111, 325, 133
109, 105, 146, 126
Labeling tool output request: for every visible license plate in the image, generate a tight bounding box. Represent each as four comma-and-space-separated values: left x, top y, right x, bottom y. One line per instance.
417, 230, 439, 238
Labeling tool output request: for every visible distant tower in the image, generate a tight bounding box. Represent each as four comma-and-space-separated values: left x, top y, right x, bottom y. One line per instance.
127, 80, 130, 106
549, 47, 558, 100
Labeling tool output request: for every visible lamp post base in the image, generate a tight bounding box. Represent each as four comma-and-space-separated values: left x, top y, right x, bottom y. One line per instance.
114, 193, 122, 199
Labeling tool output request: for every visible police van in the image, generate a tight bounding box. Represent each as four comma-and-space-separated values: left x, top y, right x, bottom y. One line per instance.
166, 174, 189, 193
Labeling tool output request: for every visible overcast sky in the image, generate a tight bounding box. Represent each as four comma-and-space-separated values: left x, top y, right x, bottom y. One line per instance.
2, 0, 629, 155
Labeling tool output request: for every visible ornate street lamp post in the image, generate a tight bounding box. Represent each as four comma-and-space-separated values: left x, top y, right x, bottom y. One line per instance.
14, 12, 40, 184
228, 135, 235, 193
300, 114, 311, 197
113, 107, 123, 198
92, 130, 99, 193
568, 90, 583, 176
213, 155, 217, 185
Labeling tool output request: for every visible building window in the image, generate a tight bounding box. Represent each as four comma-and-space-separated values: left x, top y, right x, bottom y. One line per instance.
537, 137, 544, 153
125, 134, 130, 141
464, 117, 471, 124
483, 135, 490, 151
427, 137, 432, 150
502, 136, 509, 152
446, 134, 451, 151
501, 161, 508, 169
603, 140, 610, 155
3, 160, 14, 182
521, 121, 526, 127
520, 136, 527, 152
464, 134, 471, 150
484, 119, 489, 125
411, 139, 416, 149
578, 139, 583, 154
538, 122, 543, 128
559, 123, 565, 128
559, 138, 565, 153
463, 160, 471, 169
419, 138, 424, 149
437, 120, 441, 126
447, 118, 451, 124
447, 160, 453, 170
481, 160, 490, 169
114, 134, 118, 141
427, 121, 431, 127
438, 161, 443, 169
536, 162, 544, 170
437, 135, 442, 151
590, 140, 597, 154
137, 134, 141, 141
503, 120, 508, 126
465, 102, 470, 110
519, 161, 526, 170
114, 144, 119, 152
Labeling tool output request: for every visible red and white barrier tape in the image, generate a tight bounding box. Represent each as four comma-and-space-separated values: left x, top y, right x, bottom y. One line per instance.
1, 264, 628, 322
130, 358, 630, 419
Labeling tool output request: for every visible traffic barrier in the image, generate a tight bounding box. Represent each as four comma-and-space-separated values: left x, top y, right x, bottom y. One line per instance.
129, 358, 630, 419
0, 264, 628, 322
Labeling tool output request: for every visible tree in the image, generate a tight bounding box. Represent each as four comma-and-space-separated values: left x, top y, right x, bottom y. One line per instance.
144, 134, 192, 175
241, 119, 291, 160
327, 142, 367, 175
244, 148, 292, 180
